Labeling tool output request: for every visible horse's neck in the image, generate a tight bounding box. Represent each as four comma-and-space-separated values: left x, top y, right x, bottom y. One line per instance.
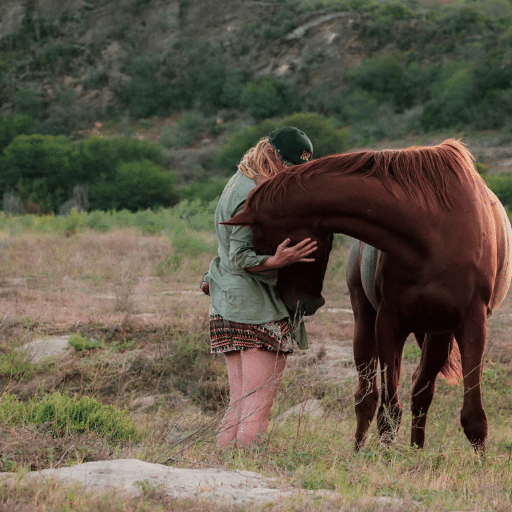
300, 174, 460, 266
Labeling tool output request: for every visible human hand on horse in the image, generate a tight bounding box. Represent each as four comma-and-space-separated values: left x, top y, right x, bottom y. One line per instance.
247, 238, 317, 272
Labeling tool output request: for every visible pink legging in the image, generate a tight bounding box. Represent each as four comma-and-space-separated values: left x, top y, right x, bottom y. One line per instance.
217, 348, 288, 447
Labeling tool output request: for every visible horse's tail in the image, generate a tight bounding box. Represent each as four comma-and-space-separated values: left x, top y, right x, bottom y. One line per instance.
414, 333, 462, 385
440, 340, 462, 385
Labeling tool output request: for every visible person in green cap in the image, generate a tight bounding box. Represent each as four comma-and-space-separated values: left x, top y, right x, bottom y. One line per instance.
200, 126, 317, 448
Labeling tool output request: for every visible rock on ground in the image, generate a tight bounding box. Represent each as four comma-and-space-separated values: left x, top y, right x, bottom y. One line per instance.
2, 459, 335, 506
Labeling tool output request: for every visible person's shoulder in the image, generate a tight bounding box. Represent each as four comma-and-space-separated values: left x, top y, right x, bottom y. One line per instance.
221, 170, 255, 202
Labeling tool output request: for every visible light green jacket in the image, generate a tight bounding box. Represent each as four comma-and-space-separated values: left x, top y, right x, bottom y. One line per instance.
207, 170, 308, 349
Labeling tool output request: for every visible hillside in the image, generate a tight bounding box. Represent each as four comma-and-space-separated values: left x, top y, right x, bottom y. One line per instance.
0, 0, 365, 116
2, 0, 512, 197
2, 0, 512, 127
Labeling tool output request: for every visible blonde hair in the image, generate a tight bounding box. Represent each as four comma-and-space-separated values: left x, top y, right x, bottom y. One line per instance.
238, 138, 284, 179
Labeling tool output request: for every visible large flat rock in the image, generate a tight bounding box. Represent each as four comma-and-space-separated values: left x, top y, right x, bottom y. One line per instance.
3, 459, 335, 505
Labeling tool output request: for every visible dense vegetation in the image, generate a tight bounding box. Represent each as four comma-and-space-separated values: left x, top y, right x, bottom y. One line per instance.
3, 0, 512, 135
2, 0, 512, 213
0, 112, 348, 214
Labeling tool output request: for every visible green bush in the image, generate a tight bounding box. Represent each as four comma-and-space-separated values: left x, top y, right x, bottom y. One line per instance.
14, 89, 45, 119
89, 160, 178, 212
119, 54, 176, 118
281, 112, 349, 158
0, 350, 35, 382
2, 134, 76, 211
68, 333, 105, 351
240, 77, 291, 120
160, 112, 205, 148
219, 68, 249, 109
421, 63, 476, 131
213, 113, 348, 173
0, 392, 140, 441
179, 176, 229, 203
164, 39, 230, 112
345, 54, 405, 103
484, 173, 512, 211
213, 120, 277, 173
1, 134, 172, 213
0, 114, 33, 153
336, 89, 380, 124
35, 43, 82, 73
77, 135, 167, 184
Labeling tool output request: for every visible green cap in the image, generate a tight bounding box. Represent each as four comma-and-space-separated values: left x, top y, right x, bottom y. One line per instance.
268, 126, 313, 165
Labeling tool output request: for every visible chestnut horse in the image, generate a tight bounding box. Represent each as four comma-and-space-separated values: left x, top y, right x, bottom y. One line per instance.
223, 139, 512, 452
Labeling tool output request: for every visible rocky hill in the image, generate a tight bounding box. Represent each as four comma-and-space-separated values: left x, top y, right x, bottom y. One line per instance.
0, 0, 371, 115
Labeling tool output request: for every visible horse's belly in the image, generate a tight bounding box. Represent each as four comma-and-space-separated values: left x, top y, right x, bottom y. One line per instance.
347, 239, 380, 310
395, 281, 469, 332
360, 243, 380, 310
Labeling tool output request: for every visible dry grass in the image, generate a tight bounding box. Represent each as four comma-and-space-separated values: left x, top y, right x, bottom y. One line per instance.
0, 228, 511, 511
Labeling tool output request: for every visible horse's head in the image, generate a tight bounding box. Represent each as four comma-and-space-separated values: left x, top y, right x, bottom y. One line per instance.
222, 208, 333, 317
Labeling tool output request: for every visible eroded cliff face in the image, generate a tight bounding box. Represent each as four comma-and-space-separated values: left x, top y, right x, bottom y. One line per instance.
0, 0, 372, 114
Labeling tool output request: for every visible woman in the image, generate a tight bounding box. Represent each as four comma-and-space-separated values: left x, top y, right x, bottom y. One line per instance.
202, 126, 317, 447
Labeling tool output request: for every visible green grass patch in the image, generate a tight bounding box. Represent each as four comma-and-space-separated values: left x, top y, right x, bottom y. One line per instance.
0, 392, 141, 441
68, 333, 105, 352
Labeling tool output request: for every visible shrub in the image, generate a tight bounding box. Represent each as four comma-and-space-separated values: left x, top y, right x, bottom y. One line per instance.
119, 54, 174, 118
0, 350, 35, 382
68, 333, 105, 351
2, 134, 172, 213
14, 88, 45, 119
240, 77, 290, 120
484, 173, 512, 210
35, 43, 82, 74
0, 114, 34, 153
422, 63, 476, 131
160, 112, 205, 148
77, 136, 167, 184
89, 160, 178, 212
280, 112, 349, 158
213, 113, 348, 173
179, 176, 229, 203
2, 134, 76, 211
165, 39, 228, 112
336, 89, 380, 124
345, 54, 405, 102
219, 68, 249, 109
213, 120, 276, 173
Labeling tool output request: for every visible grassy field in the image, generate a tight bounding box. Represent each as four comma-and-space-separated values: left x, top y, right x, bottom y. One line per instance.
0, 217, 511, 511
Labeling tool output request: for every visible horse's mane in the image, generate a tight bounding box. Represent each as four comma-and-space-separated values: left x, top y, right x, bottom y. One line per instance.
248, 139, 479, 211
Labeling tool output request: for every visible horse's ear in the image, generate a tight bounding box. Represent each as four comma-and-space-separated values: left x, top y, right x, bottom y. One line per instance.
220, 209, 257, 226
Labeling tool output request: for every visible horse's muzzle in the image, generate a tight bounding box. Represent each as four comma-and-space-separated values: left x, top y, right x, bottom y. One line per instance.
287, 295, 325, 317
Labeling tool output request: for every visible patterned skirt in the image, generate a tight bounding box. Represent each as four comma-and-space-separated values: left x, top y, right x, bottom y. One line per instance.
209, 306, 294, 354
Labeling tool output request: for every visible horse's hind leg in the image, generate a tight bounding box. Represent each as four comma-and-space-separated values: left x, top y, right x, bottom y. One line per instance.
410, 331, 454, 448
454, 306, 488, 452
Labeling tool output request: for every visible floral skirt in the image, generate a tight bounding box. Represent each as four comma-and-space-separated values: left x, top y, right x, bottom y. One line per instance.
209, 306, 294, 354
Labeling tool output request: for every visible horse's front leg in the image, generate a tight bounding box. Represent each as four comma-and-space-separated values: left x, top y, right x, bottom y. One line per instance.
352, 301, 379, 451
347, 247, 379, 451
375, 307, 408, 445
410, 331, 454, 448
454, 305, 488, 452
